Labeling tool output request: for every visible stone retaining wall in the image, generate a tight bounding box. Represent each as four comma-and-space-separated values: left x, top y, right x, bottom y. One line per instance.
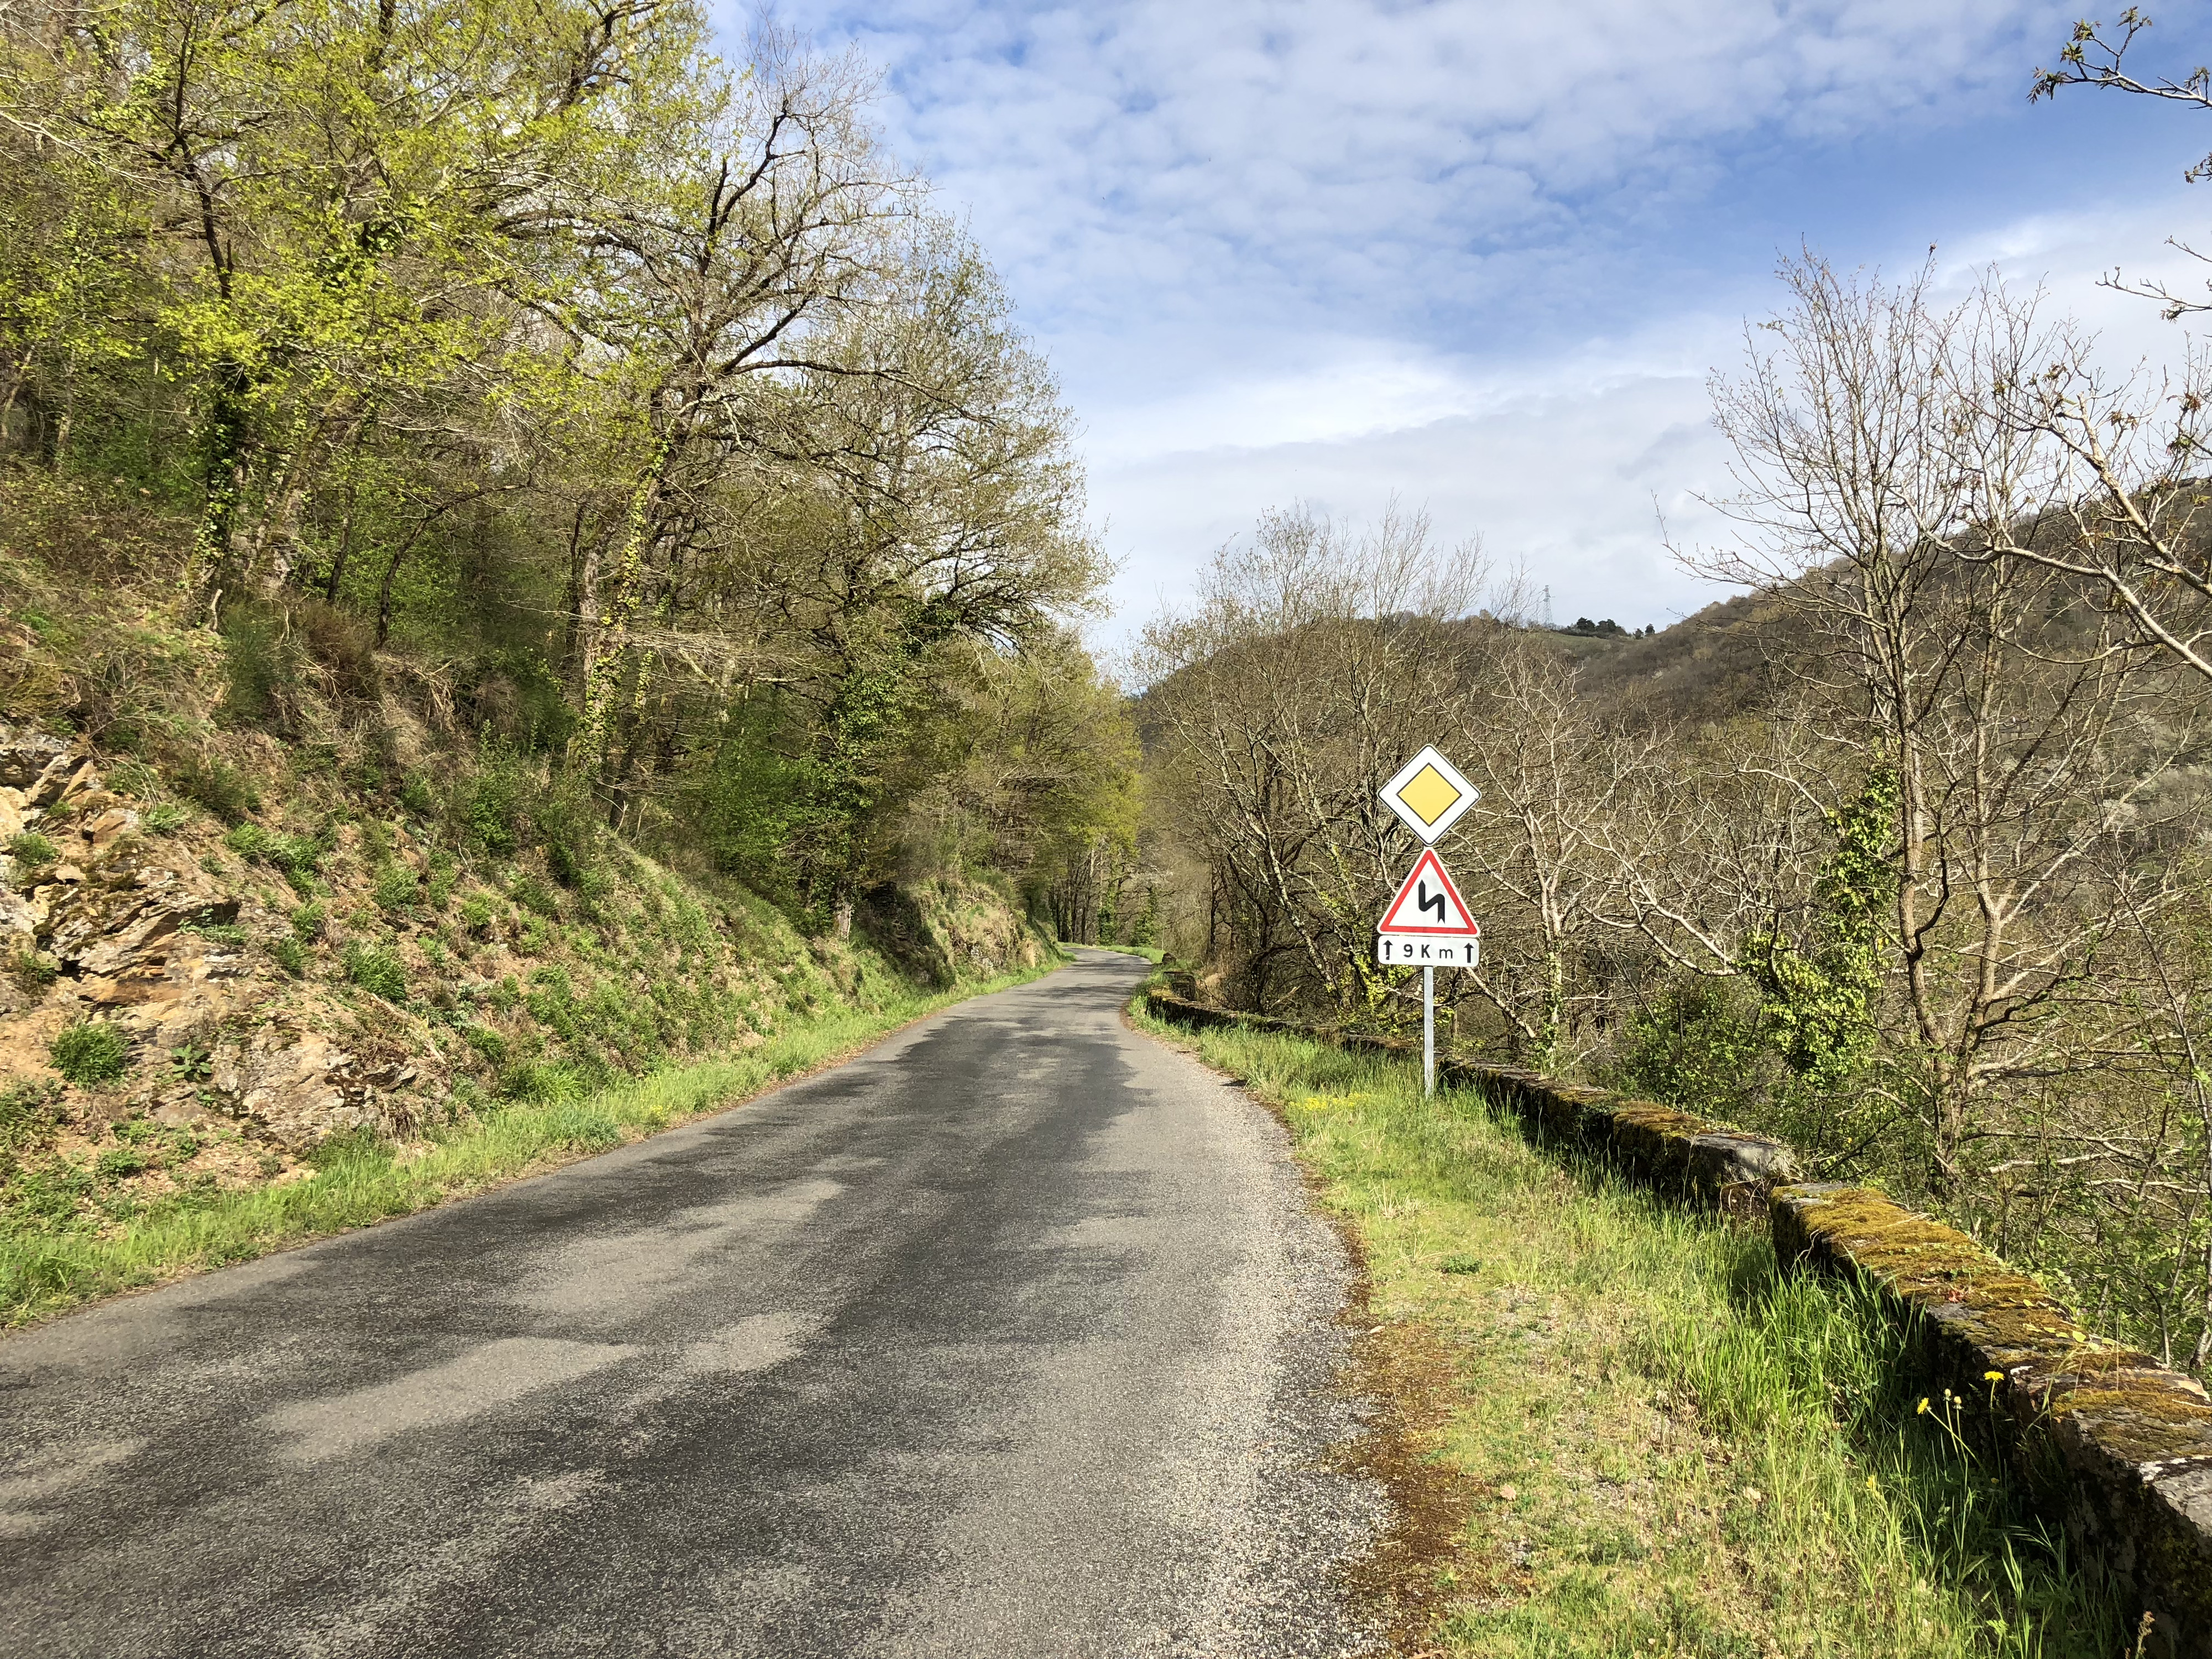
1142, 988, 2212, 1654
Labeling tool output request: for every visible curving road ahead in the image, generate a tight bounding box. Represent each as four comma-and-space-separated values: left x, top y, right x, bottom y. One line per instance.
0, 951, 1382, 1658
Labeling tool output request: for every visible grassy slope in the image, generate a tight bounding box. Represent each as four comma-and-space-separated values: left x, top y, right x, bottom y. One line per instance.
1131, 1011, 2130, 1658
4, 960, 1055, 1326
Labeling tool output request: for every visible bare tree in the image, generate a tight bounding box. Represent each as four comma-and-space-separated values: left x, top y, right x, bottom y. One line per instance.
1692, 254, 2200, 1186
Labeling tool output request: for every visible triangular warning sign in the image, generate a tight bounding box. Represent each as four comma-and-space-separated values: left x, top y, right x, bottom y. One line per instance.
1378, 849, 1478, 936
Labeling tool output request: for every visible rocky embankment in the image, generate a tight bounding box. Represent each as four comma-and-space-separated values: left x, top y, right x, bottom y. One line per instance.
0, 722, 1046, 1225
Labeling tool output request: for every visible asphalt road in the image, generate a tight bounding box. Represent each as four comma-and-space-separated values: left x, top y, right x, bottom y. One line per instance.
0, 951, 1383, 1658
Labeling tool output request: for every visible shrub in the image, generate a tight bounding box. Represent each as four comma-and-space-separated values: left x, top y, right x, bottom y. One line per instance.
141, 802, 189, 833
342, 942, 408, 1001
225, 823, 321, 877
7, 947, 58, 992
462, 1024, 508, 1066
173, 753, 259, 822
513, 874, 560, 918
269, 936, 308, 977
105, 759, 160, 798
425, 857, 457, 909
289, 901, 326, 943
49, 1020, 131, 1086
218, 602, 299, 729
458, 893, 494, 935
373, 862, 420, 914
93, 1144, 150, 1180
7, 832, 59, 873
466, 763, 525, 855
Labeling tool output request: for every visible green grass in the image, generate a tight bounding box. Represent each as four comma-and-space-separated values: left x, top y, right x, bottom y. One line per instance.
1, 964, 1056, 1327
1133, 1012, 2131, 1658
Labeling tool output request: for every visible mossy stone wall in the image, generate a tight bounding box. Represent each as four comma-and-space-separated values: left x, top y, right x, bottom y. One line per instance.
1143, 988, 2212, 1655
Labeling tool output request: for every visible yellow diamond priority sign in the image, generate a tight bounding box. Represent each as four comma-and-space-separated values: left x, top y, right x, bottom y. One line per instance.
1379, 746, 1476, 843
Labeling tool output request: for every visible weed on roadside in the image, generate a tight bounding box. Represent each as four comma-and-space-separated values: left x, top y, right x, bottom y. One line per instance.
1134, 1015, 2127, 1658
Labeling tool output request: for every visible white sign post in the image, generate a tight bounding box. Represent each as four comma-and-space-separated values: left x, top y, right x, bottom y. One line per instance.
1377, 754, 1480, 1098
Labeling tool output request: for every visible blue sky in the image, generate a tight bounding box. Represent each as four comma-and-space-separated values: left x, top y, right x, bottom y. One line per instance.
748, 1, 2212, 640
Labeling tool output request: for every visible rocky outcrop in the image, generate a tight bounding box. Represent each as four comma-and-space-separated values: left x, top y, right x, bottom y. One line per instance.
0, 724, 434, 1149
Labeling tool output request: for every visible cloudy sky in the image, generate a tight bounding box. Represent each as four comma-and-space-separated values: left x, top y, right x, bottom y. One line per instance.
747, 1, 2212, 639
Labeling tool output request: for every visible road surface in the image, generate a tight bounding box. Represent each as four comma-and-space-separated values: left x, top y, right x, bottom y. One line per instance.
0, 951, 1383, 1657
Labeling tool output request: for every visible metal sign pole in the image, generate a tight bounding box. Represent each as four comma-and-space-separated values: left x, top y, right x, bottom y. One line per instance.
1423, 966, 1434, 1097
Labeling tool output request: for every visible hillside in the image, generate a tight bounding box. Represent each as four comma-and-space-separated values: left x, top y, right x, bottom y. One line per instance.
0, 472, 1053, 1315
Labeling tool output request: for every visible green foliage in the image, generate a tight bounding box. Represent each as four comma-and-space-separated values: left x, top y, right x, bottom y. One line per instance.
458, 893, 494, 935
269, 936, 307, 976
0, 1080, 64, 1152
341, 942, 407, 1001
512, 874, 560, 918
289, 901, 326, 943
1615, 978, 1770, 1121
373, 862, 420, 914
48, 1020, 130, 1085
6, 832, 57, 872
93, 1145, 149, 1180
173, 755, 259, 822
224, 822, 321, 877
6, 947, 57, 992
141, 802, 189, 833
1741, 765, 1898, 1085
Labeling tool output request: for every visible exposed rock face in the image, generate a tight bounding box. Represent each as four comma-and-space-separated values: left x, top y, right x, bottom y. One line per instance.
0, 723, 435, 1149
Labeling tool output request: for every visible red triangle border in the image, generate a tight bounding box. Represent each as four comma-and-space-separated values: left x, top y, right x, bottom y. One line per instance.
1377, 849, 1479, 936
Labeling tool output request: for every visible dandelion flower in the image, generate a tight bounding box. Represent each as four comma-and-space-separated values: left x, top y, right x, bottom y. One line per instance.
1916, 1397, 1930, 1415
1984, 1370, 2004, 1383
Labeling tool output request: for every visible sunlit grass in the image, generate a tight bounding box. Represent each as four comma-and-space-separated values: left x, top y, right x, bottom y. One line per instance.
1, 967, 1052, 1327
1135, 1013, 2128, 1658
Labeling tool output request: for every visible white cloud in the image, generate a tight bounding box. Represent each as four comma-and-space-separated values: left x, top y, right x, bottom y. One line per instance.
753, 0, 2212, 643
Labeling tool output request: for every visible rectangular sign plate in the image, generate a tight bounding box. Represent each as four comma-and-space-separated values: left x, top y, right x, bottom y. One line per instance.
1377, 935, 1479, 967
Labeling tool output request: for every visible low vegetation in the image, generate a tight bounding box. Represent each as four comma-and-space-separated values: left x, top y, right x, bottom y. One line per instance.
1135, 1011, 2130, 1656
2, 964, 1048, 1326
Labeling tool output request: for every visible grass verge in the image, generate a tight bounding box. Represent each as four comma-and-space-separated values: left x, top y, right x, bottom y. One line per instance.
1131, 1009, 2131, 1659
2, 964, 1055, 1328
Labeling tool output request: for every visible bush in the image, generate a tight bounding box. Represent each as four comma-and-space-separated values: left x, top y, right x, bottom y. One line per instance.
105, 759, 160, 798
141, 802, 189, 833
225, 822, 321, 877
6, 947, 58, 992
289, 901, 326, 943
173, 754, 260, 822
458, 893, 494, 935
269, 936, 308, 977
218, 602, 299, 728
342, 942, 408, 1001
466, 761, 526, 855
461, 1024, 509, 1066
49, 1020, 131, 1086
373, 862, 419, 914
7, 832, 59, 873
93, 1145, 150, 1180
